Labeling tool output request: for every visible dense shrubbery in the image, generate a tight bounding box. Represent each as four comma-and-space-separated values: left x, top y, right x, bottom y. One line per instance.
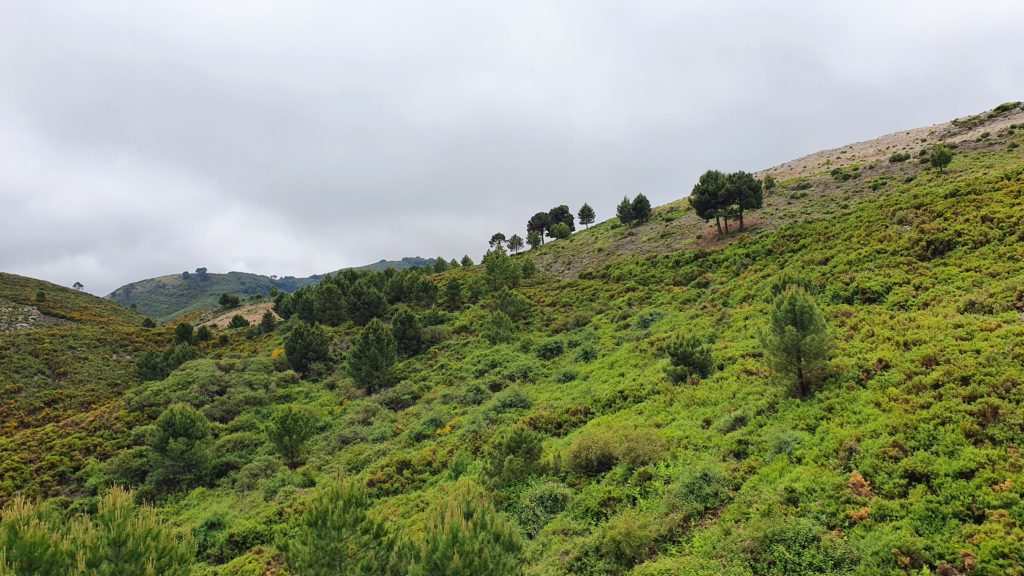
6, 127, 1024, 574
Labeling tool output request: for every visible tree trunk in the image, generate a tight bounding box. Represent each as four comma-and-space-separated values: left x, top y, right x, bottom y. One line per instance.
715, 216, 723, 236
739, 209, 745, 230
723, 215, 730, 234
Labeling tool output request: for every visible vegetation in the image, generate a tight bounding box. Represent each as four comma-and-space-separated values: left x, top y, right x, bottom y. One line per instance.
4, 105, 1024, 574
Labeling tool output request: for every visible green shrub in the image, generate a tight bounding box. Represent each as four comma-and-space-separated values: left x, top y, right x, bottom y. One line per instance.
228, 315, 250, 329
514, 480, 571, 537
485, 426, 544, 487
888, 152, 911, 163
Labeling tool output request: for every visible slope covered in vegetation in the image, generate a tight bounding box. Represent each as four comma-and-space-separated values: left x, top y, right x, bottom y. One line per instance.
4, 105, 1024, 575
107, 258, 437, 322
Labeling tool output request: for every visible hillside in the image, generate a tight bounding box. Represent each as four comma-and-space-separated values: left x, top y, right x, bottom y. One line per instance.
0, 273, 153, 500
107, 257, 437, 322
3, 104, 1024, 574
531, 101, 1024, 279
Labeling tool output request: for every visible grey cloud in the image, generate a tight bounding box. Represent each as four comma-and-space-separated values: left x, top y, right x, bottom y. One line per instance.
1, 0, 1023, 294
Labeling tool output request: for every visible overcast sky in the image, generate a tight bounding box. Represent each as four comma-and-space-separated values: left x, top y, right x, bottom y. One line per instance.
2, 1, 1022, 295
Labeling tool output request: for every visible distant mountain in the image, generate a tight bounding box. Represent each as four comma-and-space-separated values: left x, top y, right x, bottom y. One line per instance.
106, 257, 436, 321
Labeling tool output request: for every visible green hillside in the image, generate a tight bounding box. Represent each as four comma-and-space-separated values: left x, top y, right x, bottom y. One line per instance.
107, 258, 437, 322
4, 104, 1024, 574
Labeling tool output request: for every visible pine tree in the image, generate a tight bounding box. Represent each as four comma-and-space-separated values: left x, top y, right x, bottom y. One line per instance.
434, 257, 449, 273
483, 311, 516, 344
461, 255, 474, 267
149, 403, 212, 490
483, 247, 521, 291
260, 310, 277, 333
285, 322, 331, 375
347, 318, 398, 393
444, 279, 464, 312
724, 171, 763, 230
690, 169, 728, 236
526, 230, 542, 249
408, 478, 524, 576
279, 477, 402, 576
930, 145, 953, 172
0, 487, 193, 576
578, 203, 595, 228
392, 304, 425, 356
507, 234, 524, 254
547, 205, 575, 232
228, 314, 250, 328
761, 285, 830, 398
664, 335, 713, 383
174, 322, 194, 344
631, 193, 652, 224
347, 277, 388, 325
526, 212, 552, 245
616, 196, 634, 226
489, 233, 507, 249
268, 404, 320, 468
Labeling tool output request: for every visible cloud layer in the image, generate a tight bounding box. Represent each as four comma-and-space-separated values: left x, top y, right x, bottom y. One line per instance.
2, 0, 1022, 294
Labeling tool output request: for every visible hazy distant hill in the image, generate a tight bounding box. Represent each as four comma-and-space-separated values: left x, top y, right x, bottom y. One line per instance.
107, 257, 436, 321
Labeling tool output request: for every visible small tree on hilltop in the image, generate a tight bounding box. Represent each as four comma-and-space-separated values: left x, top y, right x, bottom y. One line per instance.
347, 318, 398, 393
578, 203, 595, 228
434, 257, 449, 273
761, 285, 830, 398
547, 205, 575, 233
490, 233, 507, 249
507, 234, 524, 254
285, 322, 330, 375
461, 255, 474, 267
527, 212, 553, 245
724, 171, 763, 230
631, 194, 652, 224
72, 281, 84, 291
268, 404, 320, 468
616, 196, 634, 226
690, 169, 728, 236
930, 145, 953, 172
526, 230, 542, 249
